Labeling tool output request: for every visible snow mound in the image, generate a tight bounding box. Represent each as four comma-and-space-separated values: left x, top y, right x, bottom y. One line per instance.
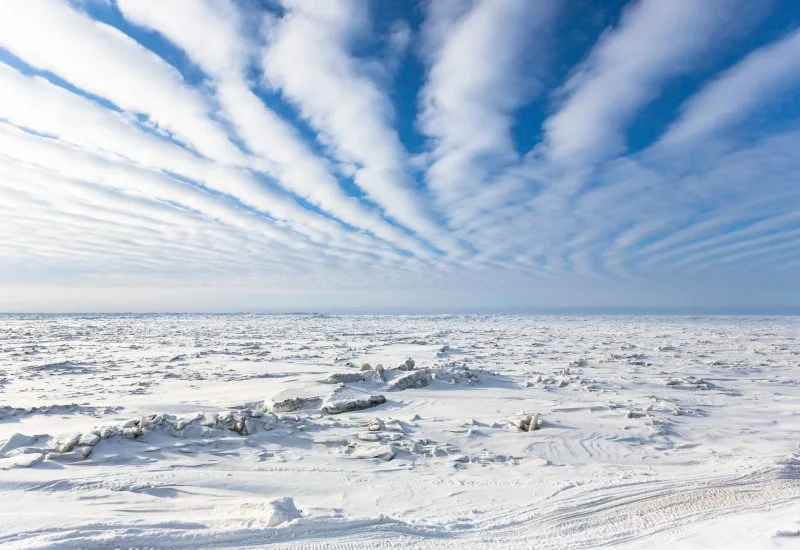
241, 497, 302, 527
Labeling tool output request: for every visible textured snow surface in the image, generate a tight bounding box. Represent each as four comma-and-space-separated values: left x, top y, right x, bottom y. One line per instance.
0, 313, 799, 549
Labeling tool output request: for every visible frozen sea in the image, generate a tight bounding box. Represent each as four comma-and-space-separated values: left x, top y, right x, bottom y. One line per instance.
1, 313, 799, 548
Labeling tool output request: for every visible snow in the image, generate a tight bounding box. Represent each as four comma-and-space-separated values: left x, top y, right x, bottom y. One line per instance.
243, 496, 303, 527
0, 313, 798, 548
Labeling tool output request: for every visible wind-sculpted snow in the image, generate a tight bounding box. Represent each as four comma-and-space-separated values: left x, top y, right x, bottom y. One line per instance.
0, 314, 799, 548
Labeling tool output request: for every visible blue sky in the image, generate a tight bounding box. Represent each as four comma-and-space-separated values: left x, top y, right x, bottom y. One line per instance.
0, 0, 799, 312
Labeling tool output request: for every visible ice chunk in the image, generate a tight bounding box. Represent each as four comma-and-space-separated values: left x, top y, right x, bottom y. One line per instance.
0, 433, 44, 457
265, 387, 325, 412
352, 444, 396, 461
78, 432, 101, 447
47, 446, 92, 462
388, 369, 433, 391
325, 372, 369, 384
367, 418, 384, 432
0, 452, 44, 469
320, 386, 386, 414
325, 369, 384, 384
514, 413, 544, 431
397, 357, 416, 371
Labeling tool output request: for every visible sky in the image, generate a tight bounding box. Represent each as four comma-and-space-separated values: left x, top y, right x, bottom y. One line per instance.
0, 0, 799, 313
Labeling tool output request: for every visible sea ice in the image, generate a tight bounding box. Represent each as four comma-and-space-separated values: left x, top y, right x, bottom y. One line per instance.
1, 313, 798, 549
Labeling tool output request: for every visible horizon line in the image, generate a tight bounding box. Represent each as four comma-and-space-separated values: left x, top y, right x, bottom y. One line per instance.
2, 306, 800, 316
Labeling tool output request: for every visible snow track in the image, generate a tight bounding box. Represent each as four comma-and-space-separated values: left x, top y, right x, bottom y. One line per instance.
268, 468, 800, 549
4, 467, 797, 549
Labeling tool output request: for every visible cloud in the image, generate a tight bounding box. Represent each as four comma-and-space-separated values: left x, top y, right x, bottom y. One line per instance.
419, 0, 557, 210
0, 50, 423, 264
260, 0, 461, 256
116, 0, 436, 259
0, 0, 797, 310
543, 0, 766, 165
658, 28, 800, 150
0, 0, 243, 164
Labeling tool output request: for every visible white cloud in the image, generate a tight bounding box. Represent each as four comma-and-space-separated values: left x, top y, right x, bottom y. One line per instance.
543, 0, 764, 165
260, 0, 460, 255
0, 58, 417, 260
658, 28, 800, 150
0, 146, 428, 291
0, 0, 243, 164
116, 0, 436, 259
419, 0, 557, 208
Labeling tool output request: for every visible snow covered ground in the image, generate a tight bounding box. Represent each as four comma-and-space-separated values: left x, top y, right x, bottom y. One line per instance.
0, 313, 798, 549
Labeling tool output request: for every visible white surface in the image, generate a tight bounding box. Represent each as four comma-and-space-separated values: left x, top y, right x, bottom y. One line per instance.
0, 314, 798, 548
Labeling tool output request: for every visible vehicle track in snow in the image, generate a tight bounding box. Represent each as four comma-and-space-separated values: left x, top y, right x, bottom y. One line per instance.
8, 465, 798, 549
